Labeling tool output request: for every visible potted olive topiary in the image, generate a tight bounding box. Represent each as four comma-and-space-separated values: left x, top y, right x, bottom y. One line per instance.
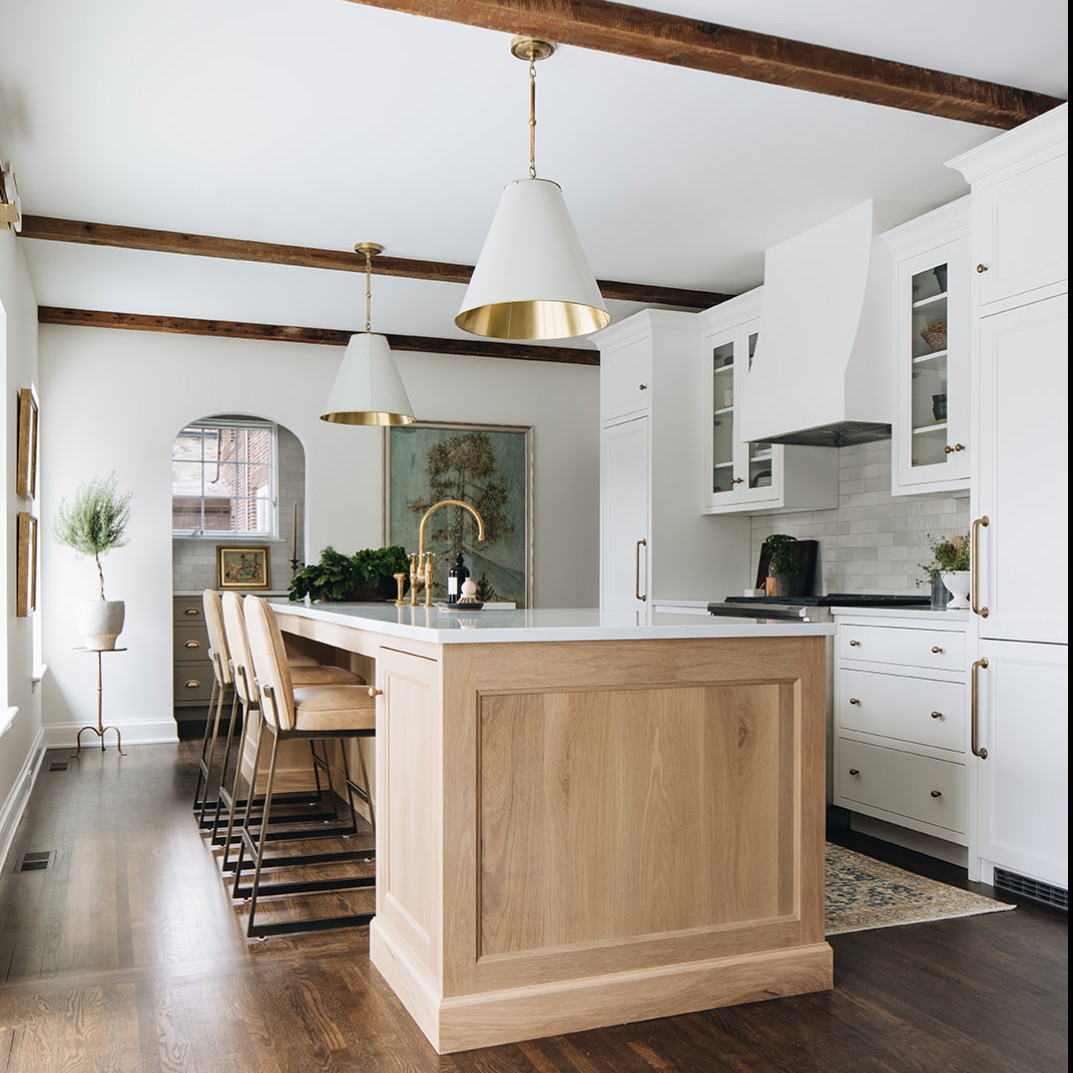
763, 533, 801, 597
54, 473, 133, 650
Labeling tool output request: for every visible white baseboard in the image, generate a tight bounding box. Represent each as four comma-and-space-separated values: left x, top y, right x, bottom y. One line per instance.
42, 720, 180, 750
0, 727, 46, 873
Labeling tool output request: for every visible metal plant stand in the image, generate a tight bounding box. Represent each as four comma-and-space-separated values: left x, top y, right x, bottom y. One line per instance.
72, 647, 127, 756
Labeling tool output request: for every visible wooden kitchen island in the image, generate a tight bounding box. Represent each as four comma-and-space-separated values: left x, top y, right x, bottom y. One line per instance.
271, 603, 835, 1054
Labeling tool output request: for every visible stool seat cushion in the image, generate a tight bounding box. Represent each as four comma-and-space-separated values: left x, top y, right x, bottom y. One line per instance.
291, 665, 364, 687
285, 649, 321, 668
291, 685, 377, 732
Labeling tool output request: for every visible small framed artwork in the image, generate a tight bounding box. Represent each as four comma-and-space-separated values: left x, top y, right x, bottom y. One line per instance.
216, 546, 270, 590
16, 512, 38, 616
16, 388, 38, 499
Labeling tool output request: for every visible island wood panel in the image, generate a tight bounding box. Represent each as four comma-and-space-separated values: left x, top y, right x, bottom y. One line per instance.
477, 681, 792, 955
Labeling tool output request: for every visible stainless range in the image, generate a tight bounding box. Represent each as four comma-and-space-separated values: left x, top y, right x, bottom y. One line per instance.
706, 593, 932, 622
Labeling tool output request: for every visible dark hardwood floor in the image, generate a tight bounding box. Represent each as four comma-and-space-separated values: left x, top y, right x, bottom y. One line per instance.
0, 741, 1065, 1073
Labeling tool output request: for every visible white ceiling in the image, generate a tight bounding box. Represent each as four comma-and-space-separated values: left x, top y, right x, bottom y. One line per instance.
1, 0, 1067, 351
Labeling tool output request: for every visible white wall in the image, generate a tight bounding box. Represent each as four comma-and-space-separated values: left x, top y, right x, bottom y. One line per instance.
38, 326, 600, 745
1, 227, 45, 866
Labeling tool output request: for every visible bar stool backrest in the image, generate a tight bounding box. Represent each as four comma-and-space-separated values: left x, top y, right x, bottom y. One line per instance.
202, 589, 233, 686
220, 592, 257, 705
243, 596, 297, 731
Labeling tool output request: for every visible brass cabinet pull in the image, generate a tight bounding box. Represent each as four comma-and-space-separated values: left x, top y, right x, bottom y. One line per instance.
184, 680, 202, 689
635, 538, 647, 603
731, 477, 744, 485
971, 657, 989, 759
368, 687, 384, 697
183, 639, 201, 648
930, 790, 943, 798
931, 646, 943, 654
971, 516, 990, 618
184, 607, 201, 616
848, 639, 861, 647
943, 443, 966, 454
976, 264, 989, 272
848, 768, 860, 776
849, 697, 861, 706
931, 711, 943, 719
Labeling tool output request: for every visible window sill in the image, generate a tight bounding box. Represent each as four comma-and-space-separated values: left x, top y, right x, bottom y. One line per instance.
32, 663, 49, 686
173, 534, 284, 543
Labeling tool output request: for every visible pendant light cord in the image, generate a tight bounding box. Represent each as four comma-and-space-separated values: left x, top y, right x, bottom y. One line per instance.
364, 248, 373, 332
528, 46, 538, 179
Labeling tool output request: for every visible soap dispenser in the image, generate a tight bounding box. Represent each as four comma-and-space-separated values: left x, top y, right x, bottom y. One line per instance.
447, 552, 470, 604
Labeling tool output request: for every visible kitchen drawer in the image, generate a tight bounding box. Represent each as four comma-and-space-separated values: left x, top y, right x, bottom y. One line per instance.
173, 665, 213, 703
839, 669, 965, 753
174, 595, 207, 624
839, 624, 965, 671
173, 624, 211, 662
838, 738, 965, 835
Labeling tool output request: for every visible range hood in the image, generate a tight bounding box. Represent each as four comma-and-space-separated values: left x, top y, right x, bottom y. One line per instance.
740, 200, 895, 447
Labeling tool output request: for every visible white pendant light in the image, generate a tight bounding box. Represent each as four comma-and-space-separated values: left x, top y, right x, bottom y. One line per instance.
456, 37, 611, 341
320, 242, 416, 427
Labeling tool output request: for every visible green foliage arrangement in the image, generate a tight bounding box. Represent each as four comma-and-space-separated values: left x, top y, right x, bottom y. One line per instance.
764, 533, 800, 576
288, 545, 410, 603
53, 473, 132, 601
918, 532, 971, 581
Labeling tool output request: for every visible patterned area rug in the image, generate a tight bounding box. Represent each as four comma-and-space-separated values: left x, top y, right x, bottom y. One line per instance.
825, 843, 1015, 935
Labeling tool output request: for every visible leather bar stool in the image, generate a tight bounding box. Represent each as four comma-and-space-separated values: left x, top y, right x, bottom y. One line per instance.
192, 590, 236, 828
213, 591, 363, 863
231, 595, 377, 938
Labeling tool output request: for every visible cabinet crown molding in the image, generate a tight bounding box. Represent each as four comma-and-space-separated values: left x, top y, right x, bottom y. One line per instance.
697, 286, 764, 330
947, 103, 1068, 186
882, 197, 970, 256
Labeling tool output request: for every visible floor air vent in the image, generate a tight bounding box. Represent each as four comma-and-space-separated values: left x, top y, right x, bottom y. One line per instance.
994, 868, 1068, 911
18, 851, 53, 873
48, 762, 70, 772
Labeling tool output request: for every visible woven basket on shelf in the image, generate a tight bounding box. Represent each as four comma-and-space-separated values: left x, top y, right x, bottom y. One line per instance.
920, 320, 947, 351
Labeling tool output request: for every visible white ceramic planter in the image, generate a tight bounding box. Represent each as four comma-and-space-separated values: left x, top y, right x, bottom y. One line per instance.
941, 572, 971, 611
75, 599, 125, 650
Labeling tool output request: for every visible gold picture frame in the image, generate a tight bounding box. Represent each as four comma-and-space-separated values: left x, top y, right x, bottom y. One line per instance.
216, 545, 270, 590
17, 512, 38, 616
16, 388, 38, 498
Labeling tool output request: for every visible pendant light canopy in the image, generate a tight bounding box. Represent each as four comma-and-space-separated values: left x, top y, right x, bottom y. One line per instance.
320, 242, 416, 427
456, 37, 610, 342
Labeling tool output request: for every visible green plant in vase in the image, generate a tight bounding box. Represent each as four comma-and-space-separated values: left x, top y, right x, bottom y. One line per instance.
763, 533, 800, 597
288, 545, 410, 603
917, 533, 971, 610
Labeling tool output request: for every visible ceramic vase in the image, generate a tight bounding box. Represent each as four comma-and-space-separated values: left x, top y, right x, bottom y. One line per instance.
940, 572, 970, 611
75, 599, 125, 650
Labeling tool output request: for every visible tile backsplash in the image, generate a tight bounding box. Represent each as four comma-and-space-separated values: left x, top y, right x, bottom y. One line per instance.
751, 441, 970, 595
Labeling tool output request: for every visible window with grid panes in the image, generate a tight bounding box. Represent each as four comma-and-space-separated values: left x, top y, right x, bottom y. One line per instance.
172, 418, 277, 536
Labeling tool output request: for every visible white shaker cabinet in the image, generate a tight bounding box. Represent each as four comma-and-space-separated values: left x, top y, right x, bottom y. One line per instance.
883, 198, 972, 495
972, 294, 1067, 645
972, 640, 1068, 890
698, 290, 837, 515
597, 310, 750, 615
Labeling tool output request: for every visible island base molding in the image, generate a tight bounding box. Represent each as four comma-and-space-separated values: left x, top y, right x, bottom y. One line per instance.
371, 921, 833, 1054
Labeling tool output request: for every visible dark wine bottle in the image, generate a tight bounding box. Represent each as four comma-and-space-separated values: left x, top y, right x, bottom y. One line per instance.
447, 552, 470, 604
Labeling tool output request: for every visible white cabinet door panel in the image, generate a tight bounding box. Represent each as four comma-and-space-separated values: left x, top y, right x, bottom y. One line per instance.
974, 639, 1068, 889
974, 296, 1068, 643
600, 417, 650, 616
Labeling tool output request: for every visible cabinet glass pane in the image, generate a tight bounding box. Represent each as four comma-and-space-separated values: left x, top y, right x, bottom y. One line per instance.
910, 263, 949, 469
712, 342, 735, 494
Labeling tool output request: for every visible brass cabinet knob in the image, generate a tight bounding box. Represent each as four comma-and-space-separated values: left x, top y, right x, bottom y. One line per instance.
368, 687, 384, 697
944, 443, 967, 454
976, 264, 989, 272
931, 646, 943, 654
931, 711, 943, 719
848, 768, 860, 776
849, 697, 861, 706
638, 384, 648, 391
848, 639, 861, 647
731, 477, 744, 485
930, 790, 943, 798
184, 607, 201, 616
184, 639, 201, 648
184, 680, 202, 689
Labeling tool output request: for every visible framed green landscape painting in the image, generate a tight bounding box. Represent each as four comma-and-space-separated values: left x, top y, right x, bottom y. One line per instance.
385, 422, 532, 607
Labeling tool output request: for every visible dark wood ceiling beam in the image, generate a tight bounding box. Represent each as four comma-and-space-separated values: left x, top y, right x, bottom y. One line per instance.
36, 307, 600, 365
20, 216, 732, 310
341, 0, 1063, 129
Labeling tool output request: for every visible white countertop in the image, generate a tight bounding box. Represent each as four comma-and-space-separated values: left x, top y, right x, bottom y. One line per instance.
830, 606, 973, 622
270, 601, 836, 645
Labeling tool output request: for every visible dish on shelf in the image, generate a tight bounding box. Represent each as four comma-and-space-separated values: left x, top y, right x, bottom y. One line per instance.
750, 469, 772, 488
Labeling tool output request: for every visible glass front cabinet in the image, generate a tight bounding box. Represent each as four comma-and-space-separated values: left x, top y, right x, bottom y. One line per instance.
700, 288, 837, 515
884, 198, 971, 495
